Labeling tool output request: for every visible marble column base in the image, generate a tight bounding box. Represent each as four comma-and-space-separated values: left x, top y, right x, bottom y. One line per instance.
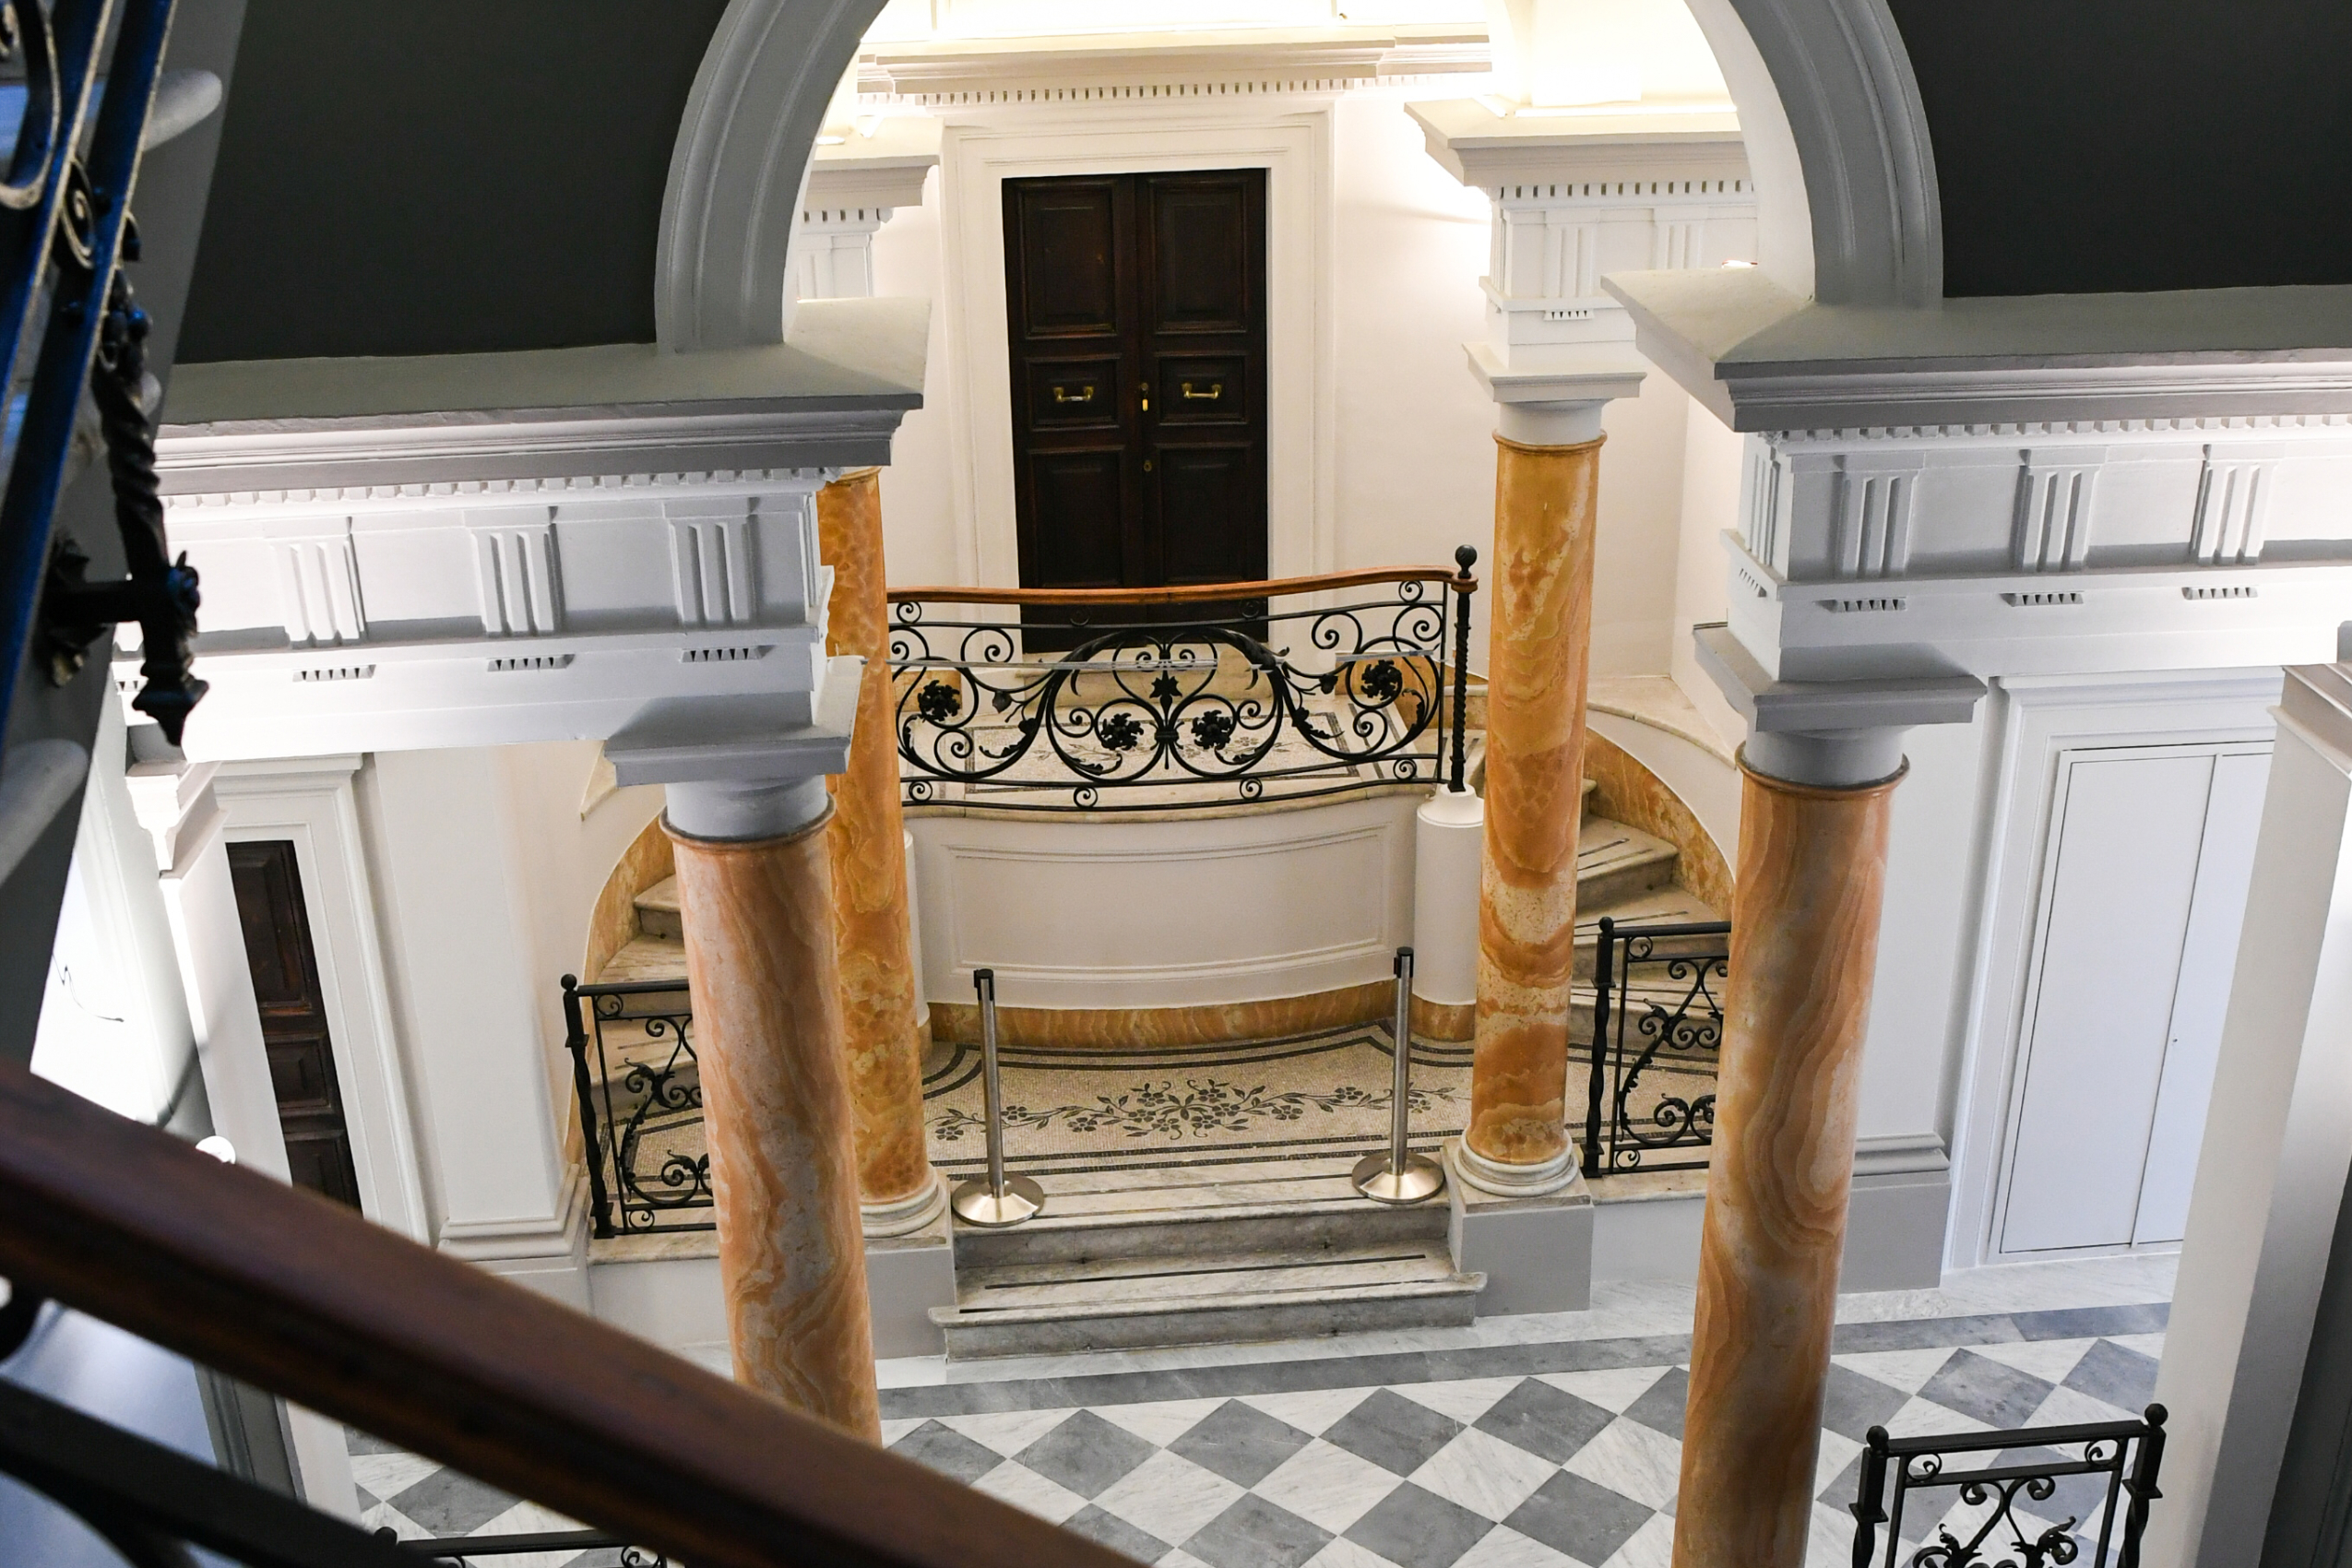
1444, 1140, 1593, 1315
866, 1201, 955, 1359
1452, 1135, 1578, 1197
861, 1170, 950, 1239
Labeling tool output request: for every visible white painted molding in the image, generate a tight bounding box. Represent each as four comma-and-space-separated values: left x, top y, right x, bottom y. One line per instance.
155, 298, 931, 493
859, 23, 1489, 102
656, 0, 892, 350
1944, 671, 2283, 1275
1684, 0, 1936, 306
1606, 268, 2352, 431
211, 761, 430, 1242
1717, 422, 2352, 683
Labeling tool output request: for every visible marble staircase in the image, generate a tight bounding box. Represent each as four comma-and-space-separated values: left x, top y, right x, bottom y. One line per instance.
927, 1154, 1483, 1359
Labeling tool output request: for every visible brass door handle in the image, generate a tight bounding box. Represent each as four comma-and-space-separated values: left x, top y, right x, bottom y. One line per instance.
1181, 382, 1223, 401
1052, 385, 1097, 405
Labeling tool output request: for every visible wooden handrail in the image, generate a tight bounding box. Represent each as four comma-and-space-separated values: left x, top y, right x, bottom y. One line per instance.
0, 1059, 1132, 1568
887, 563, 1478, 607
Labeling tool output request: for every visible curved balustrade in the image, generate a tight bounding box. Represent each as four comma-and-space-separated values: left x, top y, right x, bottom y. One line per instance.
885, 554, 1479, 813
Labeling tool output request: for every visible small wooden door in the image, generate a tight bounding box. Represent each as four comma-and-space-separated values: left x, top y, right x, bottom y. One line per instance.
229, 840, 363, 1209
1004, 169, 1268, 609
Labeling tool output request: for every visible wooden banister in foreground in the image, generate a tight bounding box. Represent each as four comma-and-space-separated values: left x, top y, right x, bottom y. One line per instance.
0, 1059, 1133, 1568
887, 563, 1479, 607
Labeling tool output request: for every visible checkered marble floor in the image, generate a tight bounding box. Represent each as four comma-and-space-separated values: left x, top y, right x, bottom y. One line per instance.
346, 1257, 2173, 1568
877, 1301, 2168, 1568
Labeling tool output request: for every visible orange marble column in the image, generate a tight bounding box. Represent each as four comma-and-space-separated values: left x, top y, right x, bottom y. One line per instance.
1461, 434, 1602, 1191
1671, 758, 1902, 1568
667, 810, 881, 1441
816, 469, 939, 1234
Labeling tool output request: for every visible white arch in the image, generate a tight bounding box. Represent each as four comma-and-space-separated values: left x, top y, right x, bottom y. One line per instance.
655, 0, 891, 351
653, 0, 1942, 349
1682, 0, 1940, 306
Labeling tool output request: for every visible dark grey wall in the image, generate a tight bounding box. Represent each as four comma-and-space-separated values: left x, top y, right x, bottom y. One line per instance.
1886, 1, 2352, 298
177, 0, 729, 362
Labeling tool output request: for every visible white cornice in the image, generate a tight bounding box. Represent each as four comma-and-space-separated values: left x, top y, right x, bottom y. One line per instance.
805, 114, 940, 214
1408, 98, 1748, 191
1605, 269, 2352, 431
858, 23, 1489, 102
160, 298, 929, 492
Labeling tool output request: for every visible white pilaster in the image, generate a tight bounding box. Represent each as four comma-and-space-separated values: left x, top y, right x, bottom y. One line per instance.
2151, 665, 2352, 1568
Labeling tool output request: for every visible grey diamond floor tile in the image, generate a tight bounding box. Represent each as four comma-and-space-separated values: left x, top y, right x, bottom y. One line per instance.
2013, 1303, 2169, 1342
1622, 1366, 1691, 1441
1324, 1387, 1467, 1476
1819, 1449, 1866, 1512
1063, 1503, 1171, 1564
1474, 1377, 1616, 1464
1168, 1398, 1314, 1488
1018, 1409, 1159, 1499
1184, 1494, 1334, 1568
1343, 1479, 1496, 1568
891, 1420, 1004, 1484
1918, 1349, 2056, 1430
386, 1468, 520, 1535
1820, 1363, 1912, 1441
2063, 1340, 2160, 1413
1505, 1469, 1656, 1565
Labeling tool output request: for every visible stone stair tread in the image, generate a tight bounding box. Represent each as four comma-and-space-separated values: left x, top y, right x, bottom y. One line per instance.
634, 874, 681, 915
1574, 883, 1723, 935
600, 933, 688, 985
1575, 815, 1679, 876
936, 1242, 1481, 1323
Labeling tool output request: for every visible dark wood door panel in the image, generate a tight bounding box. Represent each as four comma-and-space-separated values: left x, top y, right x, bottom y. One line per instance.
229, 839, 364, 1210
1155, 445, 1264, 586
1145, 174, 1258, 334
1005, 168, 1265, 601
1154, 354, 1248, 426
1024, 358, 1122, 431
1024, 449, 1131, 588
1009, 178, 1125, 337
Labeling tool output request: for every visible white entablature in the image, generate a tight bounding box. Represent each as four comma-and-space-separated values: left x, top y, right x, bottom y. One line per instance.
1409, 98, 1756, 357
1606, 267, 2352, 689
141, 299, 928, 764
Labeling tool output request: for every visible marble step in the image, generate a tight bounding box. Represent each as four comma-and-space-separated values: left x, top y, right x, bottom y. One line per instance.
950, 1155, 1447, 1270
931, 1240, 1484, 1360
635, 876, 683, 941
1574, 816, 1682, 909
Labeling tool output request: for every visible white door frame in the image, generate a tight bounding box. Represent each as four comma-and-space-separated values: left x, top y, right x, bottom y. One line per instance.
932, 96, 1339, 590
1946, 669, 2282, 1271
211, 757, 429, 1241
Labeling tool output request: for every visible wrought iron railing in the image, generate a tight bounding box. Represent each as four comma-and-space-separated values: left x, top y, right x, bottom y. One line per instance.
886, 552, 1479, 813
1849, 1404, 2168, 1567
562, 974, 711, 1237
1581, 916, 1728, 1178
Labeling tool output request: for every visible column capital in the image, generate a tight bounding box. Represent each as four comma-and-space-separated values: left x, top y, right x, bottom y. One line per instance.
1467, 342, 1647, 445
607, 656, 860, 840
1694, 624, 1983, 787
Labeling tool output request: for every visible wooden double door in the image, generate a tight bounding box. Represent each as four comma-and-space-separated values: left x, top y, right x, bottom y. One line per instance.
1004, 169, 1268, 603
228, 839, 363, 1209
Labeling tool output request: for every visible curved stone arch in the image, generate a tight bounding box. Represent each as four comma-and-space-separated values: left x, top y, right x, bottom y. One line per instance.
1680, 0, 1941, 306
656, 0, 890, 351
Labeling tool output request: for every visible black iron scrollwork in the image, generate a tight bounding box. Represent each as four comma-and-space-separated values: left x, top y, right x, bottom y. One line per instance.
887, 567, 1475, 813
1850, 1407, 2168, 1568
564, 975, 713, 1235
1582, 918, 1728, 1177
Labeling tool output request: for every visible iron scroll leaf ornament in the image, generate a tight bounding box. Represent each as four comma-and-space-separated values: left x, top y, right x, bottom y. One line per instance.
1608, 943, 1726, 1168
889, 578, 1456, 811
589, 991, 714, 1229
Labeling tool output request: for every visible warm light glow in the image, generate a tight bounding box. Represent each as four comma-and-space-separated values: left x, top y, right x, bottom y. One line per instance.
196, 1135, 238, 1164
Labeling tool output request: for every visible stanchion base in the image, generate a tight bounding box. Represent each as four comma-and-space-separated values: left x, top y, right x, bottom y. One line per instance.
951, 1174, 1045, 1228
1352, 1151, 1445, 1206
